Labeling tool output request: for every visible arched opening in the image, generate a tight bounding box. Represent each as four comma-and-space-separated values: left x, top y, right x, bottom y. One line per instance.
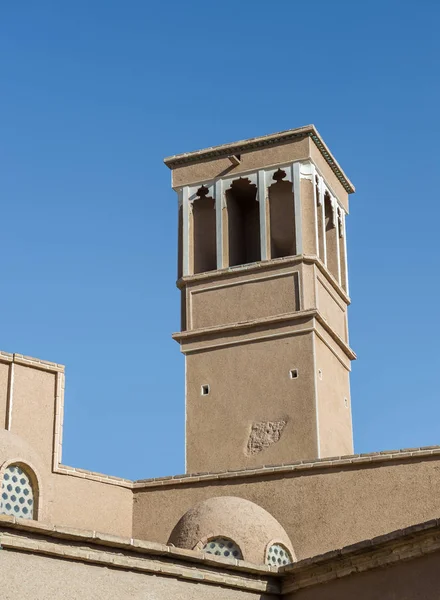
268, 169, 296, 259
338, 210, 348, 291
192, 186, 217, 274
324, 191, 338, 279
266, 542, 293, 566
316, 176, 325, 262
201, 537, 243, 560
226, 178, 260, 267
177, 202, 183, 280
0, 463, 36, 520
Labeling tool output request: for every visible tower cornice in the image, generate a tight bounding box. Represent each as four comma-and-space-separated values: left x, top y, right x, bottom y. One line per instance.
176, 254, 351, 306
164, 125, 355, 195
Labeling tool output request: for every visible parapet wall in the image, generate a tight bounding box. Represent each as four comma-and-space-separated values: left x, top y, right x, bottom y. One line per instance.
0, 352, 132, 537
132, 447, 440, 560
1, 349, 439, 562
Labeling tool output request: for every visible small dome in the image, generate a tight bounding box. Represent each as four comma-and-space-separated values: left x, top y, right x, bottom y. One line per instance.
168, 496, 295, 565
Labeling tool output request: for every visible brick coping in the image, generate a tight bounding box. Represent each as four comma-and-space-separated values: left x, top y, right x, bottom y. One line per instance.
0, 515, 278, 594
0, 351, 64, 373
1, 514, 439, 593
133, 444, 440, 489
281, 517, 440, 593
52, 444, 440, 489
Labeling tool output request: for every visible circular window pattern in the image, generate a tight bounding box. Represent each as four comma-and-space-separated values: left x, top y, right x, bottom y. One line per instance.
0, 465, 34, 520
266, 543, 292, 566
201, 537, 243, 560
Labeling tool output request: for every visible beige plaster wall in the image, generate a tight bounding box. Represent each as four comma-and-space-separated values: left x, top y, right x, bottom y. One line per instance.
314, 334, 353, 457
0, 549, 274, 600
300, 263, 316, 311
51, 473, 132, 537
172, 138, 311, 189
133, 456, 440, 561
10, 364, 56, 467
189, 272, 300, 330
0, 358, 132, 538
0, 362, 9, 429
309, 142, 349, 212
185, 332, 318, 473
183, 262, 305, 331
286, 552, 440, 600
316, 276, 347, 342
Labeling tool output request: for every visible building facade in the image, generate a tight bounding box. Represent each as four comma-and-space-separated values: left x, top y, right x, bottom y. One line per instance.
0, 126, 439, 599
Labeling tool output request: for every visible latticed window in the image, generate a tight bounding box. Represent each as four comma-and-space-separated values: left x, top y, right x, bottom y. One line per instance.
266, 543, 292, 566
0, 464, 35, 520
201, 537, 243, 559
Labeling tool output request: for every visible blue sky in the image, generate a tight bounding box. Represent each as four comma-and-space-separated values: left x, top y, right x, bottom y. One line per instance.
1, 1, 439, 479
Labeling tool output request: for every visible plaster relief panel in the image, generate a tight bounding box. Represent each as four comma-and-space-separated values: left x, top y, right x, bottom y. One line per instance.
246, 420, 287, 455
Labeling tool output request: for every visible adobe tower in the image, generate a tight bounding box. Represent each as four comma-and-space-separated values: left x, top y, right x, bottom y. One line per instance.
165, 125, 356, 473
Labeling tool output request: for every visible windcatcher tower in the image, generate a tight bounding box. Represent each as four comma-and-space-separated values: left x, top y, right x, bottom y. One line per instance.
165, 125, 356, 473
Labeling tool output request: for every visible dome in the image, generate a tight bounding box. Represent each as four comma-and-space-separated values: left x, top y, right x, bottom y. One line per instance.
168, 496, 295, 565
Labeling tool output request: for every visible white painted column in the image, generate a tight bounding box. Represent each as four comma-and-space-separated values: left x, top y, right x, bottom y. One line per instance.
319, 177, 327, 265
257, 169, 268, 260
292, 162, 303, 255
333, 199, 342, 285
341, 211, 349, 295
311, 165, 319, 258
181, 186, 190, 276
215, 179, 224, 269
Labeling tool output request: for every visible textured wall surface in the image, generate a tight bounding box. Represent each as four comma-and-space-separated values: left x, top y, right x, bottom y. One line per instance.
286, 552, 440, 600
0, 550, 276, 600
133, 454, 440, 561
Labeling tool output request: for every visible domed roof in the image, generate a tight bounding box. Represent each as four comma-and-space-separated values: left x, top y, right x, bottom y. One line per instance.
168, 496, 295, 565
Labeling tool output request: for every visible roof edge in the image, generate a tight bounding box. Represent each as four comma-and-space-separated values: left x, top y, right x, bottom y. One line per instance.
164, 125, 355, 194
281, 517, 440, 593
134, 444, 440, 488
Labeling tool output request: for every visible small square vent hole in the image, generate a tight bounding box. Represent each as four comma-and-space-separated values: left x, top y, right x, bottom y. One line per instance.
201, 384, 210, 396
289, 369, 298, 379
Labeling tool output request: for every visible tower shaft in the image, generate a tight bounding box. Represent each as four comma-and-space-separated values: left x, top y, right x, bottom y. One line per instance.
165, 126, 356, 473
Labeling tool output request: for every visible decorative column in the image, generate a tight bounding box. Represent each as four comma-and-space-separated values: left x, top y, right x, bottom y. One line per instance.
338, 209, 349, 293
333, 197, 342, 285
257, 169, 269, 261
292, 162, 303, 255
180, 187, 190, 276
215, 179, 224, 270
319, 177, 327, 265
311, 165, 319, 258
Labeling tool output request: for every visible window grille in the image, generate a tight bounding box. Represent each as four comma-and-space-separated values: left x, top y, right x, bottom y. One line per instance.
0, 464, 35, 520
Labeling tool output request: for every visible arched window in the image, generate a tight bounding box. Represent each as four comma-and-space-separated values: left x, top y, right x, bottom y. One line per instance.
201, 537, 243, 559
0, 464, 35, 520
266, 543, 293, 566
225, 178, 260, 267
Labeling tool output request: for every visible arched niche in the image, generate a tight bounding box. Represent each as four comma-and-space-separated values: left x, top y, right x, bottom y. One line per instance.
225, 178, 260, 267
268, 169, 296, 259
324, 191, 338, 279
192, 185, 217, 274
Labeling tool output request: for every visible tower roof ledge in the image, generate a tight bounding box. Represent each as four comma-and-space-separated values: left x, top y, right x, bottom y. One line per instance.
164, 125, 355, 194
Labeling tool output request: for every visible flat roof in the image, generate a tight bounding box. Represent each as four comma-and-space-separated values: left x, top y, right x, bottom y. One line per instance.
164, 124, 355, 194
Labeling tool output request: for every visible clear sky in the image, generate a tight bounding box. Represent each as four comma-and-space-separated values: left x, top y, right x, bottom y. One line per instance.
1, 1, 439, 479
